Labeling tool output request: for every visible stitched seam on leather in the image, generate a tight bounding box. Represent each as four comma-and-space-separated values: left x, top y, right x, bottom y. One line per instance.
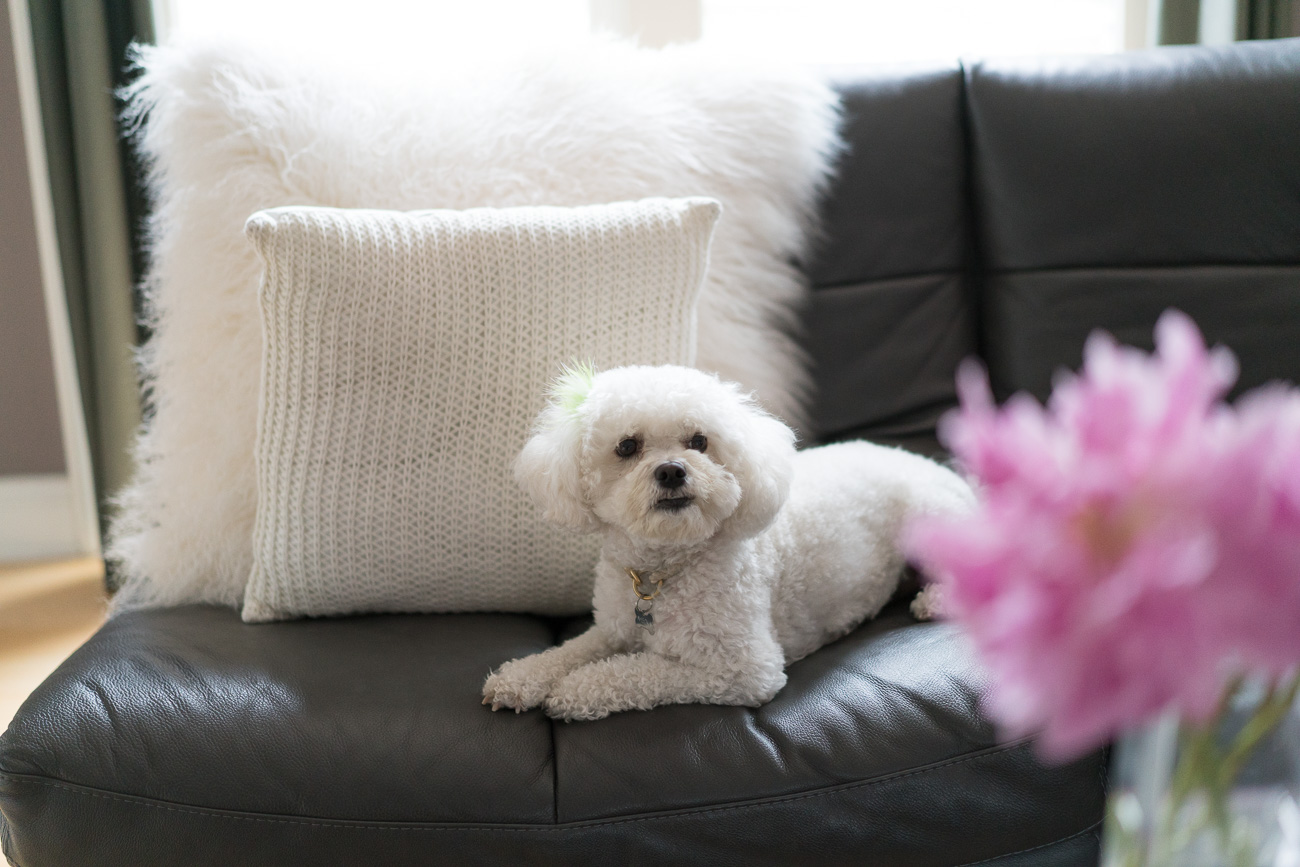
830, 397, 959, 440
950, 819, 1101, 867
0, 740, 1039, 832
814, 269, 963, 294
990, 262, 1300, 277
548, 721, 558, 824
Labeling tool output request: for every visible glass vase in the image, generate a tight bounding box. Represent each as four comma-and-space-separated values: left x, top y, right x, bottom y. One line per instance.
1102, 674, 1300, 867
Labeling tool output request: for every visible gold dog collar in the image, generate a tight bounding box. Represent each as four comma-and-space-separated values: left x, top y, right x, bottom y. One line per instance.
626, 568, 667, 634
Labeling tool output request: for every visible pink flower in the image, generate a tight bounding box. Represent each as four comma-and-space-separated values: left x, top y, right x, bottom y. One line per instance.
906, 310, 1300, 760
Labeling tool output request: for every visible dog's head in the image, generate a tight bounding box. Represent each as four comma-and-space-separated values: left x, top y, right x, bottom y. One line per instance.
515, 365, 796, 545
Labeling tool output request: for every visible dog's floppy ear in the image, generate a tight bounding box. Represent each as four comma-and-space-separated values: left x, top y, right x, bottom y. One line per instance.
513, 364, 603, 534
514, 417, 601, 533
723, 398, 797, 539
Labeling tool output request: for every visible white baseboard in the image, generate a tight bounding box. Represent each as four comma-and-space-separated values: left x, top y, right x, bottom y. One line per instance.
0, 474, 89, 562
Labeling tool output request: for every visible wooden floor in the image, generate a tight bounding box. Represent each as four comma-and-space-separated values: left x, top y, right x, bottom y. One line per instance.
0, 557, 107, 732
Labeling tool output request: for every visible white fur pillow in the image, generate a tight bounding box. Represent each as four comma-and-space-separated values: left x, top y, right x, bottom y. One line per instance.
241, 199, 719, 621
109, 39, 840, 612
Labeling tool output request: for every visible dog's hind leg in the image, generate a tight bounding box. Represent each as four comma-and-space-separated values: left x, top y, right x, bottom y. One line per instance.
909, 583, 945, 621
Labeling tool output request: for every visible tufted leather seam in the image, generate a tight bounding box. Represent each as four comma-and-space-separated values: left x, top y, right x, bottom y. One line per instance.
951, 820, 1101, 866
0, 739, 1034, 832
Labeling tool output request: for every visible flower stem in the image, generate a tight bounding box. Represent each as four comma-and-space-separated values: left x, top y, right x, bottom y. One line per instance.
1217, 670, 1300, 791
1161, 670, 1300, 862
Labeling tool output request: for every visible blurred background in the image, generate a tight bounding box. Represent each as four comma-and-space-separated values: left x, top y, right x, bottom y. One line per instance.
9, 0, 1296, 562
159, 0, 1135, 60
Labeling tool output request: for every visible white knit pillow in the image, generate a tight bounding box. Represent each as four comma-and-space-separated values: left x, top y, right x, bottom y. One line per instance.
108, 39, 840, 613
241, 199, 720, 621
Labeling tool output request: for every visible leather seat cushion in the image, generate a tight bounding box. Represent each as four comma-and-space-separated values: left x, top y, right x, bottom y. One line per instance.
1, 604, 1105, 866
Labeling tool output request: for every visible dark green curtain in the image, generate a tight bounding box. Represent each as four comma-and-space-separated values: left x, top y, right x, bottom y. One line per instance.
1157, 0, 1296, 44
1236, 0, 1295, 38
24, 0, 153, 557
1156, 0, 1201, 43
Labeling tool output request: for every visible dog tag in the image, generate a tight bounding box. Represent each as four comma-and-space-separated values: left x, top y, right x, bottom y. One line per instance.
634, 599, 656, 635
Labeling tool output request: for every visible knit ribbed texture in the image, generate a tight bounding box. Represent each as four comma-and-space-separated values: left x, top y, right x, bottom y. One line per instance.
241, 198, 720, 621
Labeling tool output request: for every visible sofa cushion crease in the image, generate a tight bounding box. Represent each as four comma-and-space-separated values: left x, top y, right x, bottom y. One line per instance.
953, 822, 1103, 867
0, 738, 1036, 829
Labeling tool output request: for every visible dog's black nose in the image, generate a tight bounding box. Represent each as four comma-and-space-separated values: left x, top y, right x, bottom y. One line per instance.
654, 461, 687, 489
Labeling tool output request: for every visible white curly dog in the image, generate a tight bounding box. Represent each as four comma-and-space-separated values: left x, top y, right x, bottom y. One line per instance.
483, 365, 974, 721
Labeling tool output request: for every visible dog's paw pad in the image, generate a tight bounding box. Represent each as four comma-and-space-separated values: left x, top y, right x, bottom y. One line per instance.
482, 666, 549, 712
482, 683, 525, 711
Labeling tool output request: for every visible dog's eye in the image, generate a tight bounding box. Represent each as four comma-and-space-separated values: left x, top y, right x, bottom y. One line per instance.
687, 433, 708, 452
615, 438, 640, 458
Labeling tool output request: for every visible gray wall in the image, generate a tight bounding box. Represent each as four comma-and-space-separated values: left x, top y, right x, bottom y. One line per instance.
1, 0, 65, 476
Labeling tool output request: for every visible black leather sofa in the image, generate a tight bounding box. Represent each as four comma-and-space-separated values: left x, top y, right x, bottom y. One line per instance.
3, 38, 1298, 867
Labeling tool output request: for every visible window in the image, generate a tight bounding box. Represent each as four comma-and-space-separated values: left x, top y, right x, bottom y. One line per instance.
156, 0, 1135, 64
157, 0, 591, 61
702, 0, 1128, 62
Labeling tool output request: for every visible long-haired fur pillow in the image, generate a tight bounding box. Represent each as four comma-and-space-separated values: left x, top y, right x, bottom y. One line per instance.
109, 39, 841, 612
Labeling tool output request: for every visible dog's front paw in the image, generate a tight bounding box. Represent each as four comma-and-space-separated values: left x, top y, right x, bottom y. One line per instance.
482, 656, 554, 713
543, 668, 618, 722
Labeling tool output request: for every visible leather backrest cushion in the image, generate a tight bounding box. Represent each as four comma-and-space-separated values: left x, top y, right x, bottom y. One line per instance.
968, 38, 1300, 401
805, 65, 976, 447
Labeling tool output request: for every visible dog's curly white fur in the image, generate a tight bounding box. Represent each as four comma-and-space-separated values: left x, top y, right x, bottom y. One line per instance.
484, 365, 974, 721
